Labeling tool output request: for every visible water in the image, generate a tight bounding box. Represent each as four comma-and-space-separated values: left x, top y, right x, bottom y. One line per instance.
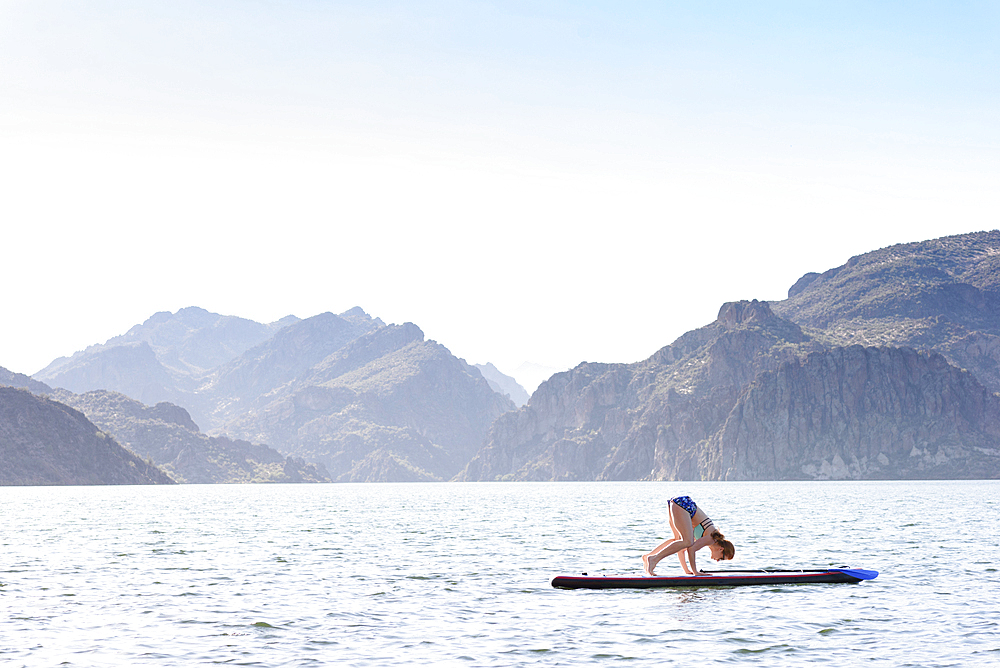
1, 481, 998, 667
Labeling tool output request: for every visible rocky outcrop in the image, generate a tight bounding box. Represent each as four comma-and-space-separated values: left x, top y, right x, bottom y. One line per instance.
459, 301, 823, 481
0, 387, 174, 485
460, 362, 633, 481
773, 230, 1000, 394
708, 346, 1000, 480
51, 390, 330, 484
460, 298, 1000, 481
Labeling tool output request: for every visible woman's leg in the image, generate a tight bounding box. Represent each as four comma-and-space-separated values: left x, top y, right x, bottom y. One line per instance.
663, 511, 693, 573
642, 501, 694, 575
670, 517, 692, 573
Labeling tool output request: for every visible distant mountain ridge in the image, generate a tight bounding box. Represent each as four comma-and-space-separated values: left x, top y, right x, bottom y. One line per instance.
474, 363, 529, 407
26, 307, 516, 482
42, 306, 299, 379
34, 307, 299, 424
0, 367, 52, 395
222, 322, 515, 481
198, 309, 385, 428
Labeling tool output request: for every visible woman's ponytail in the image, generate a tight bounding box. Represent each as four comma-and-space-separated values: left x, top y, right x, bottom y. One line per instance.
711, 530, 735, 560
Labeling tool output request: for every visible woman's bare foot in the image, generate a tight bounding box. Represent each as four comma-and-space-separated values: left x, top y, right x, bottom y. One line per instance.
642, 553, 658, 576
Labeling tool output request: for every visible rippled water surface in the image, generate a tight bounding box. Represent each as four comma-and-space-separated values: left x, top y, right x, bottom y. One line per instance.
2, 481, 998, 666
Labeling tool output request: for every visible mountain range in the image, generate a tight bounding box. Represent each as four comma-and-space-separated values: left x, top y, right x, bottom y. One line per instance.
16, 308, 519, 483
34, 306, 301, 427
460, 231, 1000, 481
5, 230, 1000, 484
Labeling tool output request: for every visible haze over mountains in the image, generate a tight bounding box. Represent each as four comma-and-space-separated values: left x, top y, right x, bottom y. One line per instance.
474, 363, 530, 407
17, 308, 520, 483
4, 231, 1000, 484
35, 306, 302, 425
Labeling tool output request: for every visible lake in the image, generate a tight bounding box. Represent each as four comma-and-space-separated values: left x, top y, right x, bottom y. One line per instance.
2, 480, 997, 666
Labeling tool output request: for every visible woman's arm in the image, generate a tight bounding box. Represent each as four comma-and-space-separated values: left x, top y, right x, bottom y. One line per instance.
677, 550, 693, 574
686, 535, 716, 574
686, 544, 697, 574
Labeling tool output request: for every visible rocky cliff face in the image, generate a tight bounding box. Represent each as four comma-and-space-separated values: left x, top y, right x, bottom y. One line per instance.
460, 300, 823, 481
773, 230, 1000, 394
460, 232, 1000, 482
460, 298, 1000, 481
708, 346, 1000, 480
0, 387, 174, 485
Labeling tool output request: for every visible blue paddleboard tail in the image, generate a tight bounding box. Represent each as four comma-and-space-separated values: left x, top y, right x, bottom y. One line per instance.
832, 568, 878, 580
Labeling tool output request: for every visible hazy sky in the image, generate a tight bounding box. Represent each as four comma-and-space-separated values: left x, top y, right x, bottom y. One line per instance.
2, 1, 998, 386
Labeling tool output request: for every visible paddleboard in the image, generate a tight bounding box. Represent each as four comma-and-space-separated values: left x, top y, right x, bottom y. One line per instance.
551, 568, 878, 589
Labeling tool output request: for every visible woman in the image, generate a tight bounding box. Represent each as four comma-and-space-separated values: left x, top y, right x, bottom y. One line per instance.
642, 495, 735, 576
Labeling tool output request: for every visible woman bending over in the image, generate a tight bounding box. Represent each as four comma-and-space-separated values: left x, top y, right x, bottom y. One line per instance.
642, 495, 735, 576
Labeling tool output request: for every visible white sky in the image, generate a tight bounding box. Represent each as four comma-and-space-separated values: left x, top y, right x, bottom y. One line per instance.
2, 1, 999, 386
